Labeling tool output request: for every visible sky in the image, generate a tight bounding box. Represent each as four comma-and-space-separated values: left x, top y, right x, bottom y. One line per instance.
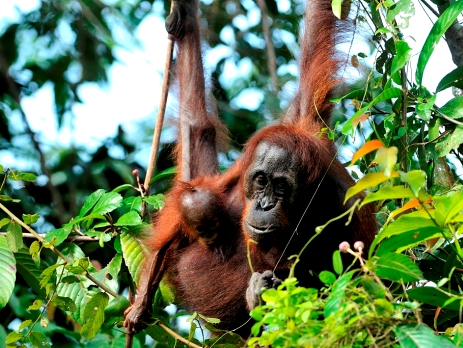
0, 0, 459, 170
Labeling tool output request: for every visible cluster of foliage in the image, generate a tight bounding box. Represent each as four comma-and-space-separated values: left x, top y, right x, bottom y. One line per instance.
249, 0, 463, 346
0, 0, 463, 347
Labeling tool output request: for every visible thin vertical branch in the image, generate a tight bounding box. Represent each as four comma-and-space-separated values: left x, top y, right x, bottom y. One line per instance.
143, 37, 175, 193
256, 0, 278, 91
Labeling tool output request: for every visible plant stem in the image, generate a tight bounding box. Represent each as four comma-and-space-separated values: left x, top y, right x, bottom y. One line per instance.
158, 322, 203, 348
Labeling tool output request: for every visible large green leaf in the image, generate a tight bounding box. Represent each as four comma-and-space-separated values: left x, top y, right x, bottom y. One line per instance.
120, 231, 146, 284
81, 292, 109, 340
344, 172, 391, 203
0, 235, 16, 308
361, 185, 414, 206
438, 96, 463, 119
416, 0, 463, 85
45, 225, 72, 246
407, 287, 460, 311
56, 245, 89, 323
15, 248, 46, 298
370, 214, 440, 257
436, 66, 463, 92
434, 192, 463, 227
394, 323, 455, 347
114, 211, 142, 226
371, 253, 423, 282
78, 189, 106, 218
376, 228, 444, 256
6, 221, 23, 252
91, 192, 123, 215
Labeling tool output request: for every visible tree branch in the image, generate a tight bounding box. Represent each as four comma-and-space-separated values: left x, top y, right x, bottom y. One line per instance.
256, 0, 278, 91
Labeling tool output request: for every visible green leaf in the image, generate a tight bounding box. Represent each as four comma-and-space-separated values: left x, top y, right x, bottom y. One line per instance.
371, 253, 423, 282
120, 231, 146, 283
407, 287, 461, 311
103, 296, 130, 327
435, 125, 463, 157
386, 0, 415, 28
331, 89, 369, 104
111, 184, 135, 193
436, 65, 463, 92
56, 245, 88, 323
394, 323, 455, 347
18, 172, 37, 182
324, 271, 354, 317
143, 194, 165, 210
361, 186, 415, 206
331, 0, 342, 18
399, 170, 426, 195
0, 195, 13, 201
438, 96, 463, 119
65, 257, 89, 274
52, 296, 77, 312
114, 211, 142, 227
0, 235, 16, 309
342, 88, 403, 134
391, 41, 412, 75
15, 248, 46, 298
19, 319, 32, 330
6, 220, 23, 252
332, 250, 343, 275
434, 192, 463, 227
78, 189, 106, 218
0, 217, 9, 229
148, 167, 177, 185
376, 227, 444, 255
91, 192, 123, 215
28, 331, 50, 347
370, 214, 440, 257
5, 331, 23, 345
22, 213, 39, 225
108, 253, 122, 280
416, 0, 463, 85
319, 270, 337, 284
81, 292, 109, 340
40, 263, 61, 288
28, 299, 43, 310
344, 172, 392, 203
45, 225, 72, 246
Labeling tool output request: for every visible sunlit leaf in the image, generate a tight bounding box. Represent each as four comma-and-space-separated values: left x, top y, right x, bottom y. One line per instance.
331, 0, 342, 19
91, 192, 123, 215
369, 213, 439, 258
120, 231, 146, 284
22, 214, 39, 225
81, 293, 109, 340
416, 0, 463, 85
344, 172, 398, 203
361, 186, 415, 207
399, 170, 426, 195
407, 287, 461, 311
386, 0, 415, 28
438, 96, 463, 119
376, 147, 398, 177
78, 189, 106, 218
114, 211, 142, 227
0, 235, 16, 309
350, 139, 384, 166
331, 89, 369, 104
6, 221, 23, 253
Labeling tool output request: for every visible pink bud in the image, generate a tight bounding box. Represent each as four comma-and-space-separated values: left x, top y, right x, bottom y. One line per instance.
354, 241, 364, 251
132, 169, 140, 176
339, 241, 350, 253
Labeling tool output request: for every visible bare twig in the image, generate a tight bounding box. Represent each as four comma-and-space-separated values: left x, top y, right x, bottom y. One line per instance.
0, 232, 98, 242
143, 35, 175, 194
158, 322, 203, 348
256, 0, 278, 91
